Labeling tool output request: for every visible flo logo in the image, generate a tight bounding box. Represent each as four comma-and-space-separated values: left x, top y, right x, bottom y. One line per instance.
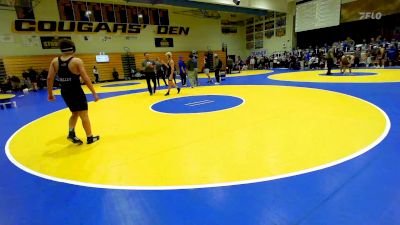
359, 12, 383, 20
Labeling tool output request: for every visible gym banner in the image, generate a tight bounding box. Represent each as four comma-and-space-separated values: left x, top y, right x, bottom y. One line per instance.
341, 0, 400, 23
221, 27, 237, 34
155, 38, 173, 47
13, 20, 189, 35
40, 36, 71, 49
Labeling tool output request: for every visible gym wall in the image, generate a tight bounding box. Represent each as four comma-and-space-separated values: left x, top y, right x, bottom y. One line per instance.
244, 1, 296, 56
0, 0, 245, 57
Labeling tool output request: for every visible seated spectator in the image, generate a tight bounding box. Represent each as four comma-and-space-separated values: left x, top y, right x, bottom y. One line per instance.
273, 55, 278, 68
319, 57, 326, 69
10, 76, 21, 92
112, 68, 119, 81
23, 78, 30, 89
28, 67, 38, 91
309, 54, 319, 69
264, 56, 270, 69
1, 76, 12, 93
387, 45, 398, 66
39, 69, 48, 89
365, 50, 372, 67
249, 57, 255, 70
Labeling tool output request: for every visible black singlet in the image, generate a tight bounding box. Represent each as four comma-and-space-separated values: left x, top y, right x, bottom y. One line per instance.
58, 57, 88, 112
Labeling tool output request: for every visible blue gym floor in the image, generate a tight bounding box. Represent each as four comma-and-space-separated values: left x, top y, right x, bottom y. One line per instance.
1, 68, 400, 225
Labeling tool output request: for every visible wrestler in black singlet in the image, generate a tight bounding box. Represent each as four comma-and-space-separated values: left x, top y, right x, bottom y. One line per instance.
164, 59, 180, 96
166, 60, 172, 80
58, 57, 88, 112
166, 60, 178, 82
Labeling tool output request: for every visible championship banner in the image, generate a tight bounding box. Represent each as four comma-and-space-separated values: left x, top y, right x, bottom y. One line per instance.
251, 49, 267, 57
0, 34, 15, 43
155, 38, 173, 47
221, 27, 237, 34
40, 36, 71, 49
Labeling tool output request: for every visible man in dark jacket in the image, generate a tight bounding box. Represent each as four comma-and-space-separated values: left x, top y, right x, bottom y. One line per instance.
112, 68, 119, 81
213, 54, 222, 85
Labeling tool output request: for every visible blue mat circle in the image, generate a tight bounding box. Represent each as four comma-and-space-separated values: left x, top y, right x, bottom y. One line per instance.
151, 95, 244, 114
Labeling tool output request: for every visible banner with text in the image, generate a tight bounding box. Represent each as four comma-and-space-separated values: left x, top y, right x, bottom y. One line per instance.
40, 36, 71, 49
155, 38, 173, 47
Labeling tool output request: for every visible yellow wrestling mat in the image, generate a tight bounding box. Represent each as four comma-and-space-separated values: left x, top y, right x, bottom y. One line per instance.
53, 80, 149, 94
0, 94, 15, 100
269, 69, 400, 83
7, 85, 389, 189
198, 69, 273, 78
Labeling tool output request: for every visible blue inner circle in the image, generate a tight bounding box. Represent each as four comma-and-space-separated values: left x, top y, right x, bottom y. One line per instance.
152, 95, 244, 114
319, 72, 377, 76
101, 82, 140, 87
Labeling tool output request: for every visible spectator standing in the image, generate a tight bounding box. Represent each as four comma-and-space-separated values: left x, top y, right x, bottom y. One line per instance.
93, 66, 99, 83
213, 54, 222, 85
178, 56, 187, 87
141, 52, 157, 95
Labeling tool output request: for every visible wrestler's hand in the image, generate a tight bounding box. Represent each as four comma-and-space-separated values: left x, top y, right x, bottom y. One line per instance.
93, 93, 100, 102
48, 94, 56, 102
